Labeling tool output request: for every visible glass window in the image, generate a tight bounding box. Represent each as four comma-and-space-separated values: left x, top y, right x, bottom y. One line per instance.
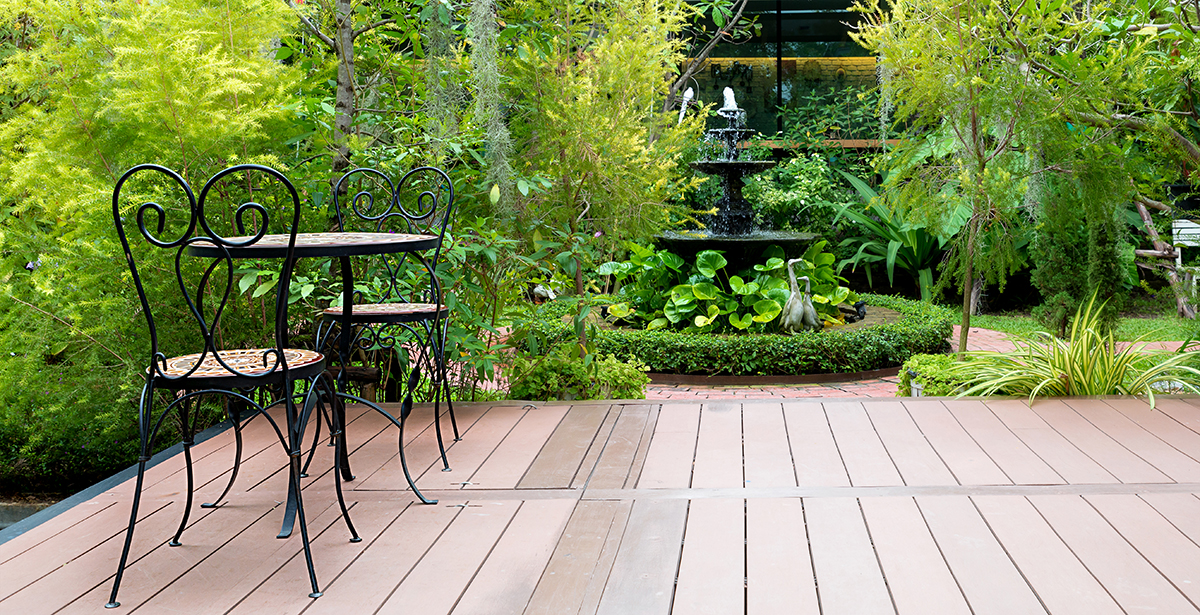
687, 0, 873, 136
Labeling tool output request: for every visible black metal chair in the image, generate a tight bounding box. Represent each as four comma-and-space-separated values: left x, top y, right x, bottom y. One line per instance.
106, 164, 354, 608
312, 167, 460, 482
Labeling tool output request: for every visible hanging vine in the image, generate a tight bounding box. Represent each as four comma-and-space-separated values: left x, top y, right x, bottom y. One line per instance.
422, 12, 465, 164
469, 0, 514, 211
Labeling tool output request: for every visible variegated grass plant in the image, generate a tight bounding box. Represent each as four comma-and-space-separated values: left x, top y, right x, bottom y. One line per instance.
948, 294, 1200, 408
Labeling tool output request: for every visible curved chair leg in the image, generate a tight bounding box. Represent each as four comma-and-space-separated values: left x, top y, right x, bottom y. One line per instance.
284, 391, 322, 598
170, 394, 198, 547
203, 397, 245, 508
436, 338, 461, 441
313, 379, 360, 543
107, 384, 155, 609
298, 394, 324, 479
397, 374, 438, 505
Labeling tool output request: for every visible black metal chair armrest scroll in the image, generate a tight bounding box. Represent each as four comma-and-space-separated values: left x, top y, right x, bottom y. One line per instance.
106, 164, 354, 608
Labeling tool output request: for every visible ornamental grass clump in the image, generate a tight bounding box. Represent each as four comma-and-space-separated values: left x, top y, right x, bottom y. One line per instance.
951, 295, 1200, 408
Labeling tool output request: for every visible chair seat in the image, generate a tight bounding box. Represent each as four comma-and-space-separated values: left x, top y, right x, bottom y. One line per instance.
322, 302, 448, 324
154, 348, 324, 381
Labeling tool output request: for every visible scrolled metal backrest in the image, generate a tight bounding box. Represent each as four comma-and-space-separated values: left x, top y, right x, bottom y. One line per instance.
113, 164, 304, 382
332, 166, 456, 305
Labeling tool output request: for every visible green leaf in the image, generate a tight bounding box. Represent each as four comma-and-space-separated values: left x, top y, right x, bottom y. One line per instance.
729, 275, 746, 293
695, 250, 728, 278
692, 281, 721, 300
647, 317, 670, 330
752, 299, 782, 322
489, 184, 500, 205
517, 179, 530, 196
729, 312, 753, 330
607, 302, 634, 318
753, 257, 785, 272
251, 277, 278, 299
659, 251, 686, 271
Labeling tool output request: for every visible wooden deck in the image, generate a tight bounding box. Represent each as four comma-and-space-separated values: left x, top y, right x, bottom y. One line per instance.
7, 396, 1200, 613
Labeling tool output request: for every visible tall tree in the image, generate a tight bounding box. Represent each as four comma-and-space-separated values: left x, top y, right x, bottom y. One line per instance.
852, 0, 1158, 349
286, 0, 409, 176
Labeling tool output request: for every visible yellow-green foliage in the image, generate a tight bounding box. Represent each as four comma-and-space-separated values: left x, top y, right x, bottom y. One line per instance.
0, 0, 298, 491
505, 0, 704, 242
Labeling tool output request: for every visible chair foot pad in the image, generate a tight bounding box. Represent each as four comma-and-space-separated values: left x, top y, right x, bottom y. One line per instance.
105, 602, 121, 609
309, 592, 323, 599
168, 540, 182, 547
350, 537, 363, 543
201, 502, 219, 508
442, 467, 453, 472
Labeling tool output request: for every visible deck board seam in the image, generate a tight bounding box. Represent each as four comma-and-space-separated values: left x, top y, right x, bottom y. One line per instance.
461, 404, 535, 488
966, 496, 1053, 615
1080, 495, 1200, 613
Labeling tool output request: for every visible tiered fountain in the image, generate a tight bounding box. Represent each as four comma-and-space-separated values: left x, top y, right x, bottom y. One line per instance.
659, 88, 817, 267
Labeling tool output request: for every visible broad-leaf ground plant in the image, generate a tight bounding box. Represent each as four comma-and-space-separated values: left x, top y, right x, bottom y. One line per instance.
602, 242, 857, 333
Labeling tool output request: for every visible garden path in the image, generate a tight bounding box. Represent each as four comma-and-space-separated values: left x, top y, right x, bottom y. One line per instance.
8, 397, 1200, 614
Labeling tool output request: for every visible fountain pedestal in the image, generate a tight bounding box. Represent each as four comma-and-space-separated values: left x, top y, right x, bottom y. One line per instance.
690, 159, 777, 235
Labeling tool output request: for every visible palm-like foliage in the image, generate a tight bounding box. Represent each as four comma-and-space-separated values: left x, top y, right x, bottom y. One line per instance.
949, 295, 1200, 408
832, 170, 965, 301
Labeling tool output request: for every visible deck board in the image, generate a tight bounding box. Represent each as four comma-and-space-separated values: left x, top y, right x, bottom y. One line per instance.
636, 404, 700, 489
745, 498, 818, 614
860, 497, 972, 615
1032, 494, 1198, 613
741, 402, 796, 488
671, 498, 744, 615
519, 405, 612, 490
9, 397, 1200, 615
862, 401, 957, 486
691, 402, 744, 488
466, 404, 571, 490
973, 495, 1122, 615
783, 402, 849, 486
826, 401, 904, 486
805, 497, 895, 614
586, 404, 652, 490
916, 496, 1047, 615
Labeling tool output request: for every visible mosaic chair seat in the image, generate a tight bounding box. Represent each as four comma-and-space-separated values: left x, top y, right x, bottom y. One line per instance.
106, 164, 354, 608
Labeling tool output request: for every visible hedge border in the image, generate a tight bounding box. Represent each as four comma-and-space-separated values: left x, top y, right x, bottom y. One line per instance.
524, 294, 953, 376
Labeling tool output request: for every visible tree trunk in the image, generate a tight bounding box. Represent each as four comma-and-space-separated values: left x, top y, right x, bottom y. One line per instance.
332, 0, 355, 177
959, 256, 973, 355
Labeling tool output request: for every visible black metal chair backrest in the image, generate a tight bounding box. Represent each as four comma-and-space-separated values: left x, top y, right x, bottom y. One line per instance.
331, 166, 456, 305
112, 163, 305, 383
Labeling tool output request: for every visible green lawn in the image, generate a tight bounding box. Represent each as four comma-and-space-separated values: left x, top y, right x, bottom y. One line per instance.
960, 312, 1200, 342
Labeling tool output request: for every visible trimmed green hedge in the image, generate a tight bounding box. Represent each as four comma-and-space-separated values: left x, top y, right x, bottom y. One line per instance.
523, 294, 953, 375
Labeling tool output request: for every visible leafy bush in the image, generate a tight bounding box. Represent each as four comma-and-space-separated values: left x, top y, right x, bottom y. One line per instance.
948, 295, 1200, 407
602, 242, 856, 333
0, 0, 299, 492
742, 153, 844, 233
520, 294, 952, 375
897, 353, 968, 396
833, 170, 966, 301
507, 346, 650, 401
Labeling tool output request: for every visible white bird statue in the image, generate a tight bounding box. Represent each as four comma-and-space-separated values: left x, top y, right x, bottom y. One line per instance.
781, 258, 821, 333
676, 87, 694, 126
